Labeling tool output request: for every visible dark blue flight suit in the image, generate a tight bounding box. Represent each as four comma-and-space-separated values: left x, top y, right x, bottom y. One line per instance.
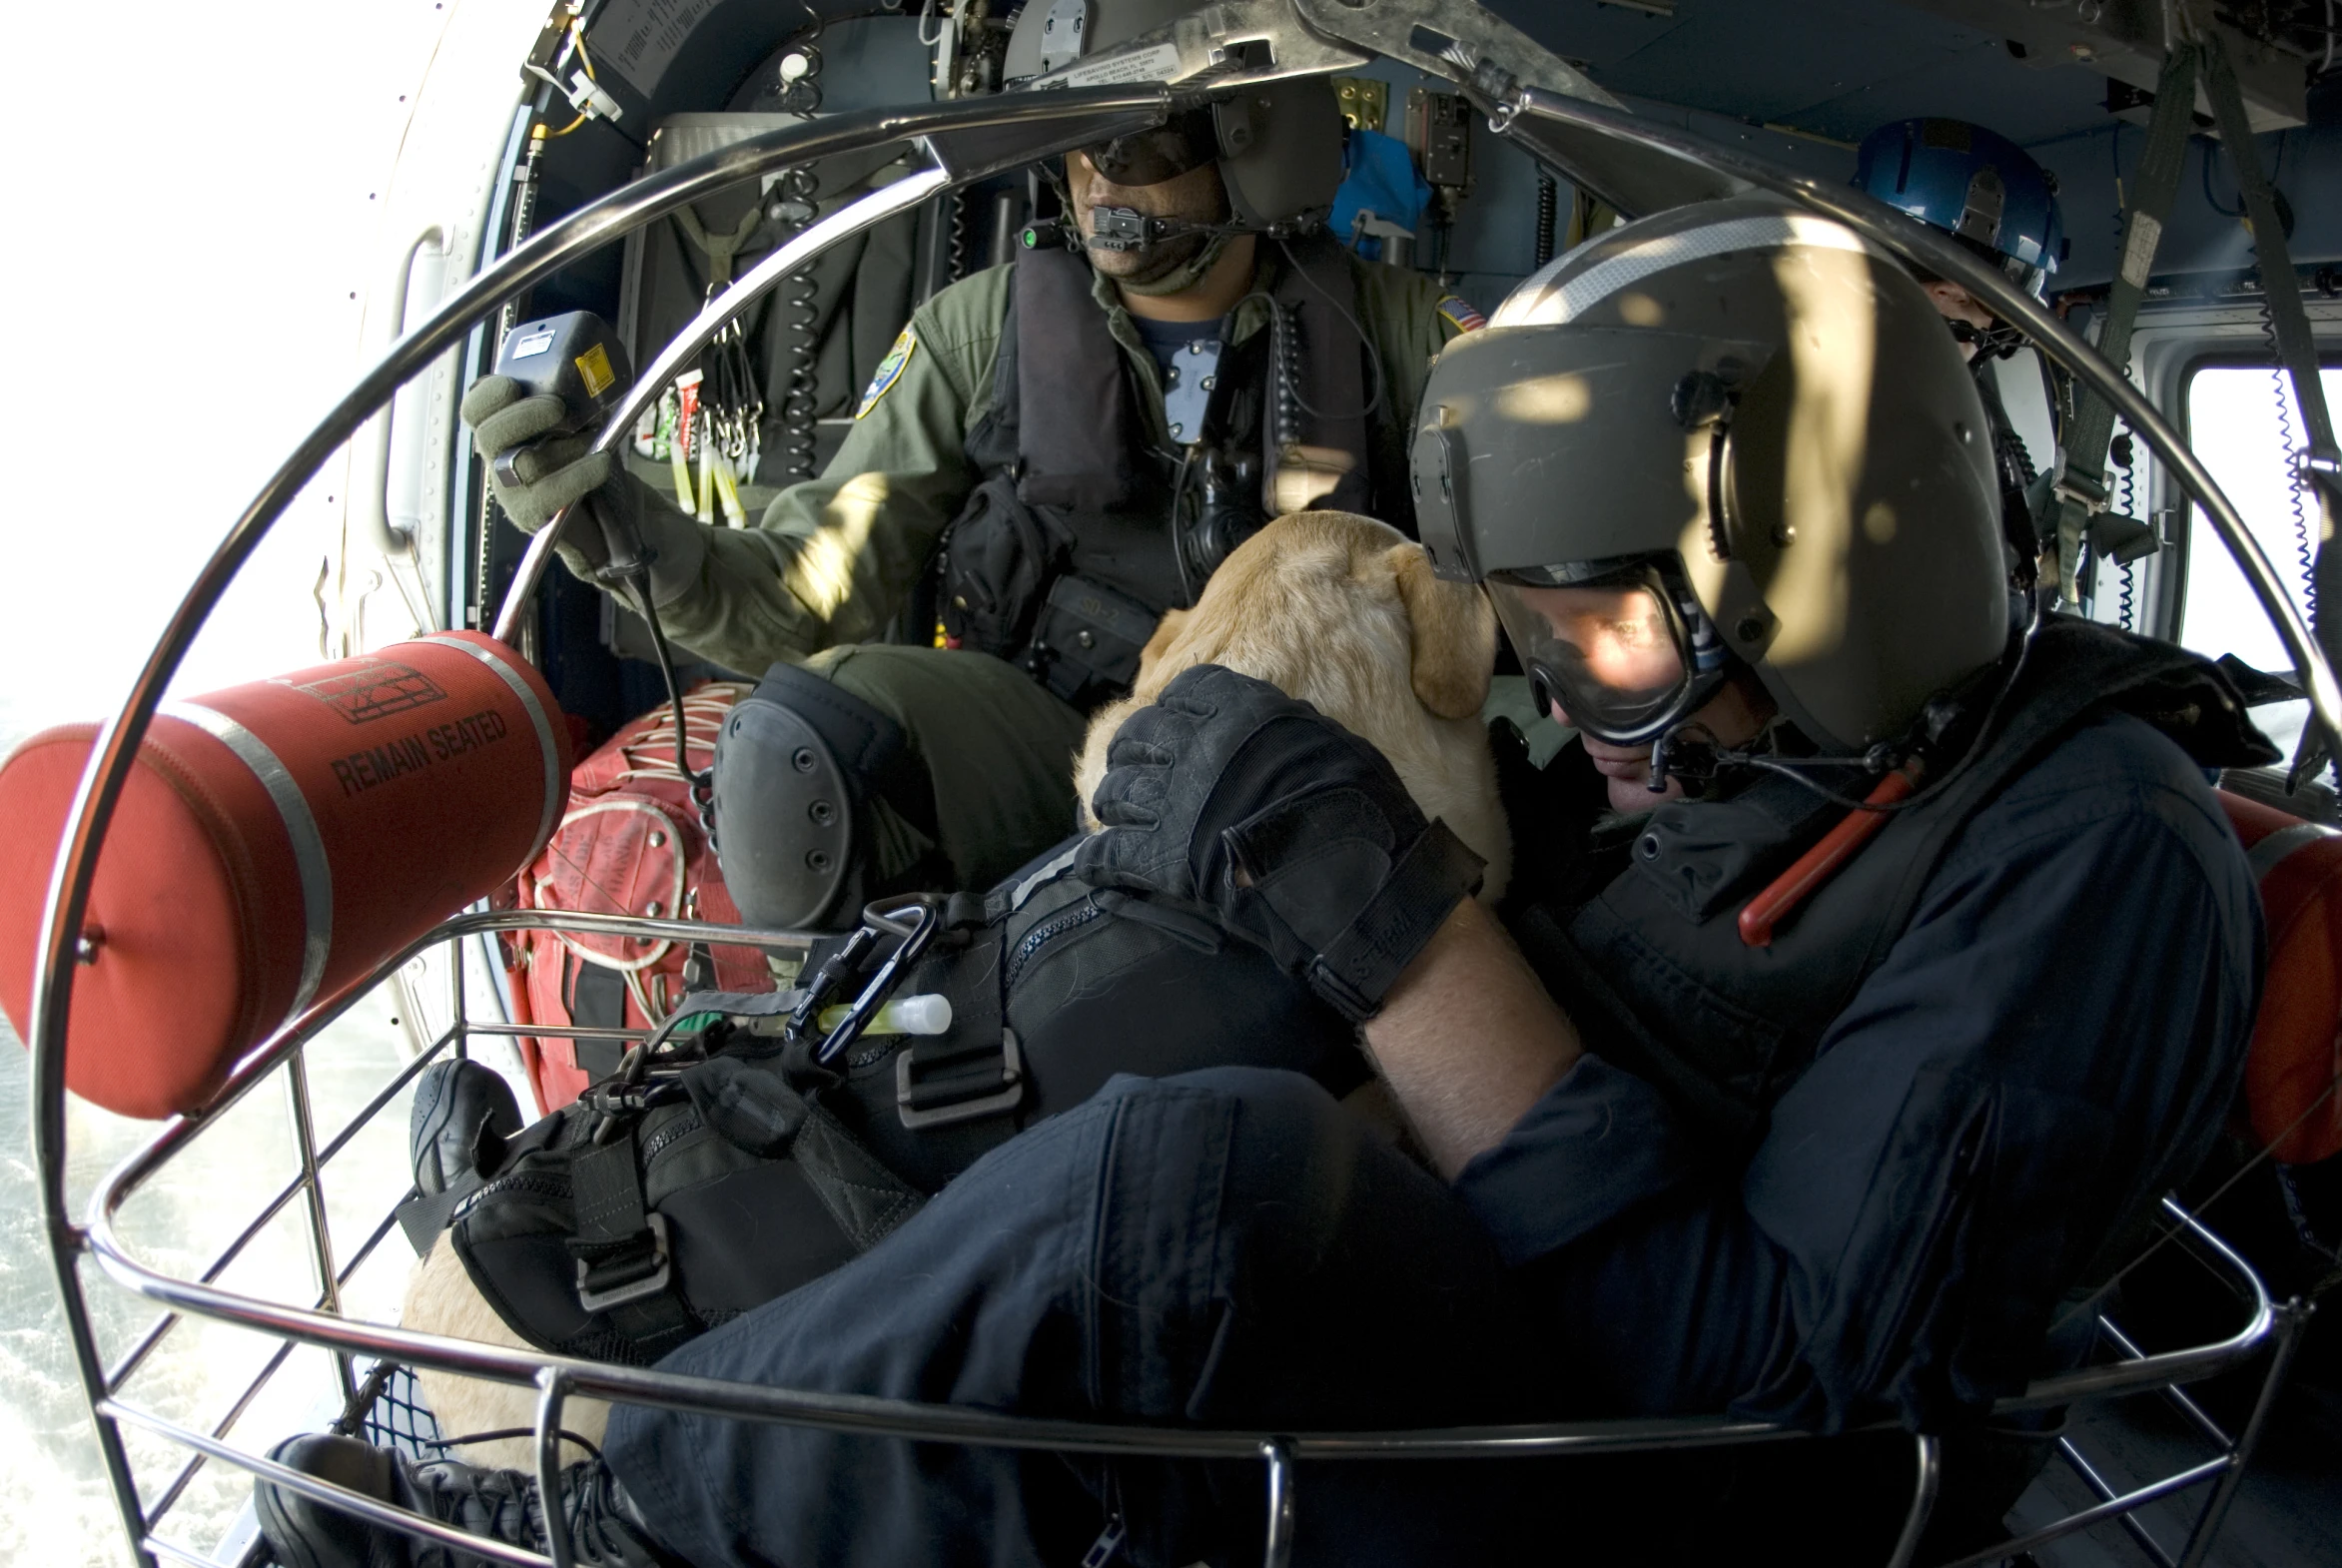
602, 621, 2267, 1567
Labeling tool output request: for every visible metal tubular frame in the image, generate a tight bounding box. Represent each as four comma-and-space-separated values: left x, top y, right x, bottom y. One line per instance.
68, 918, 2291, 1568
26, 10, 2330, 1566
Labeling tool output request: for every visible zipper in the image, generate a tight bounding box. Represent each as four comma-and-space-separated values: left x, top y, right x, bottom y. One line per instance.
1004, 896, 1106, 992
639, 1112, 704, 1168
450, 1169, 570, 1225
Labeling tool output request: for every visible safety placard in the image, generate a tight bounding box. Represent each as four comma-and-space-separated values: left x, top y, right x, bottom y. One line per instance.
591, 0, 722, 98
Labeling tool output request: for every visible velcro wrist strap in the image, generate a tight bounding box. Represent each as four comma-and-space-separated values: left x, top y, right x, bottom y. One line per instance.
1305, 821, 1484, 1023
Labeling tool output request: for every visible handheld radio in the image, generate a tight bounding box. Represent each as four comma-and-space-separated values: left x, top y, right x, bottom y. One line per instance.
491, 312, 650, 578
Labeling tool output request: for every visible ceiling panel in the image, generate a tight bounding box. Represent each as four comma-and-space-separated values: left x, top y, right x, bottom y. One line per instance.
1485, 0, 2127, 149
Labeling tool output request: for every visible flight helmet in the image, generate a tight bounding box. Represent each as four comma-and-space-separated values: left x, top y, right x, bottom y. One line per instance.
1411, 198, 2009, 759
1853, 118, 2066, 300
1002, 0, 1342, 233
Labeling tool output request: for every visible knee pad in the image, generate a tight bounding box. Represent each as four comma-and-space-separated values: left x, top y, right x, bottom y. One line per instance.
711, 662, 934, 930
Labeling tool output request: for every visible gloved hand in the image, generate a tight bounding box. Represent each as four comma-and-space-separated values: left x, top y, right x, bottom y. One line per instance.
1075, 664, 1484, 1021
460, 376, 706, 604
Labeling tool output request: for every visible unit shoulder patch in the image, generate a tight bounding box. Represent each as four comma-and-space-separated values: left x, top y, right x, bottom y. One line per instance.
855, 327, 919, 419
1435, 296, 1487, 335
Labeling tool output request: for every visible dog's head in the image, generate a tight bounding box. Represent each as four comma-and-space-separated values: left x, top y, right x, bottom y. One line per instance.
1076, 510, 1511, 901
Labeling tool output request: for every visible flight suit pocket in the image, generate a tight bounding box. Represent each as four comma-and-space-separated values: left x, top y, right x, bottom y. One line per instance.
941, 471, 1062, 658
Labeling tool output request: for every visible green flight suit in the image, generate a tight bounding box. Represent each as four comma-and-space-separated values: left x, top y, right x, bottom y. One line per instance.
659, 248, 1476, 892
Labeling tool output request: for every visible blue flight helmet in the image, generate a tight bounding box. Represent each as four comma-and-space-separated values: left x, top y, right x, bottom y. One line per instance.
1854, 118, 2066, 300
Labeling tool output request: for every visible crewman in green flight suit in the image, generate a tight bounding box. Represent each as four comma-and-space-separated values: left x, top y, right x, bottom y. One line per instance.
463, 2, 1479, 930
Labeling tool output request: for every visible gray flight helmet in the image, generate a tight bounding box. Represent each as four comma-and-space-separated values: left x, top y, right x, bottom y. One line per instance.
1413, 198, 2009, 755
1003, 0, 1342, 233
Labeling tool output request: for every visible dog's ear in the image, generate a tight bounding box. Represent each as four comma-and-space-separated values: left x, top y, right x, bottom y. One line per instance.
1134, 607, 1190, 690
1388, 543, 1496, 719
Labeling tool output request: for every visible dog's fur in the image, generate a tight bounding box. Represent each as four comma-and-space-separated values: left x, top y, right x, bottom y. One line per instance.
401, 1234, 610, 1469
1076, 509, 1511, 901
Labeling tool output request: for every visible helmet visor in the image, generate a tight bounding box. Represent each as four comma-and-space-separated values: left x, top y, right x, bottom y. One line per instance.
1489, 567, 1707, 744
1080, 107, 1218, 187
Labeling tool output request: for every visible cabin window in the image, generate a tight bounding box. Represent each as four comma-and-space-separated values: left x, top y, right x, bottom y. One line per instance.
2176, 360, 2342, 758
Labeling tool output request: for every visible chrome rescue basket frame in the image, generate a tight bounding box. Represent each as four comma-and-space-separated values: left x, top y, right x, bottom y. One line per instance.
27, 4, 2337, 1566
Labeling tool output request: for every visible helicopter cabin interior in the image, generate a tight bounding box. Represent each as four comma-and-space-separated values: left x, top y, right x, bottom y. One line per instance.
20, 0, 2342, 1564
351, 0, 2342, 1552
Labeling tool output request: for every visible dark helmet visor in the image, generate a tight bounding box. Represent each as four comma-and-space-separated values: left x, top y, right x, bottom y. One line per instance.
1488, 559, 1726, 745
1080, 106, 1219, 187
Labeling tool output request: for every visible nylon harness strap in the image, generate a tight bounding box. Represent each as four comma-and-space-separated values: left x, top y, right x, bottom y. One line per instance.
673, 204, 767, 290
567, 1137, 699, 1356
2051, 39, 2198, 598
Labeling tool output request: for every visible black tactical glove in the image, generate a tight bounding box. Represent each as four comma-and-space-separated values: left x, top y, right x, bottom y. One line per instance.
1075, 664, 1485, 1022
460, 375, 705, 603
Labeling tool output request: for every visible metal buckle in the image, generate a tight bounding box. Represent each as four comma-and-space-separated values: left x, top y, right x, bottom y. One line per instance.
573, 1212, 673, 1313
897, 1031, 1025, 1131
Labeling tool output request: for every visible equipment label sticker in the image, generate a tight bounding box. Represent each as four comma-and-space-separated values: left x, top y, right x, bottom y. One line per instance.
287, 660, 449, 724
511, 329, 555, 359
856, 328, 918, 419
575, 342, 617, 397
1052, 43, 1181, 89
2119, 213, 2162, 291
592, 0, 722, 98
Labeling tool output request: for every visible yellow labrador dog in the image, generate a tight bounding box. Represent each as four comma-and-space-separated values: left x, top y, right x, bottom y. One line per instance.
1076, 509, 1511, 902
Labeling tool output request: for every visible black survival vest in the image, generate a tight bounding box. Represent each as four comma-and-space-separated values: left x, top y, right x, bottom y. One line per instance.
940, 235, 1381, 708
1508, 618, 2275, 1152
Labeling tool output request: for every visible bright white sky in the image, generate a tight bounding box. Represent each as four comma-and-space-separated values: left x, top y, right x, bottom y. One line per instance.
2180, 365, 2342, 669
0, 3, 443, 741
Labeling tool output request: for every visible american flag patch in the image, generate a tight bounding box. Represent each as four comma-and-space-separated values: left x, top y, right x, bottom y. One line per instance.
1436, 296, 1487, 333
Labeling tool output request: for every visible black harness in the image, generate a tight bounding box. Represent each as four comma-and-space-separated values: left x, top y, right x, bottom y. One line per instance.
416, 857, 1362, 1364
940, 237, 1378, 709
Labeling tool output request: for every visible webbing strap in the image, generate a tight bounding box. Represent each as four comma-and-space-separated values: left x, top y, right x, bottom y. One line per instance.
672, 204, 766, 289
568, 1137, 698, 1352
2052, 40, 2198, 595
2199, 34, 2338, 468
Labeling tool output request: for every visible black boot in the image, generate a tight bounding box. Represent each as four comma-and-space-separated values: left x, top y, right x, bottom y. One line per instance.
409, 1059, 523, 1194
255, 1434, 677, 1568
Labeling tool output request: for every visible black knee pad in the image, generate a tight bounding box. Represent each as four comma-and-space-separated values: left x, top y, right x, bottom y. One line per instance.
712, 662, 931, 930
